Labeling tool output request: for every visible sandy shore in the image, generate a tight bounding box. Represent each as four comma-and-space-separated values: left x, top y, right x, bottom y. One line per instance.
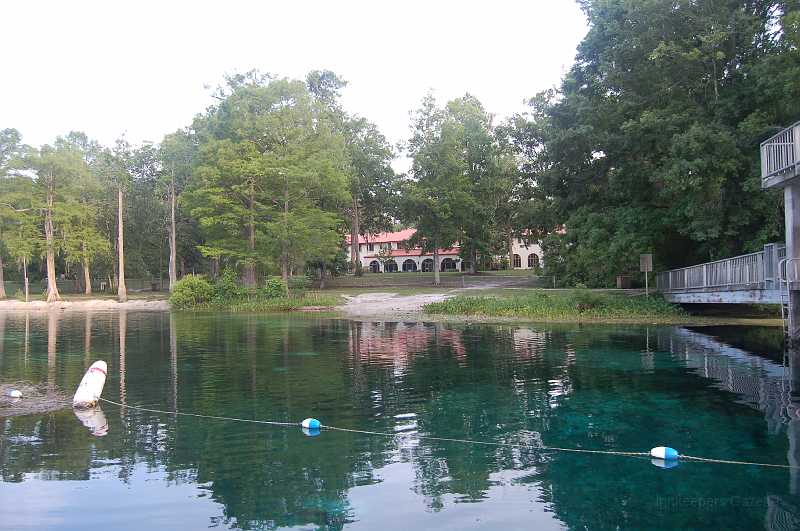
338, 291, 452, 319
0, 299, 170, 312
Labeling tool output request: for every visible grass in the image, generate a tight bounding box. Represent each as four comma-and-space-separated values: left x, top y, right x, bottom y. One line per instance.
185, 291, 342, 312
423, 289, 686, 322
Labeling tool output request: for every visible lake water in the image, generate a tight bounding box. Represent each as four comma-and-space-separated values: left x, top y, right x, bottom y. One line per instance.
1, 311, 799, 530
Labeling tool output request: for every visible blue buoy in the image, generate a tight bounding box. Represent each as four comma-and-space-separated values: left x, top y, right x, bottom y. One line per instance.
650, 446, 679, 460
301, 418, 321, 430
302, 427, 321, 437
651, 458, 680, 469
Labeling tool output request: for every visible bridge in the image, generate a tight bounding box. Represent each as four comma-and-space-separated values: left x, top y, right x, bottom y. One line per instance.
657, 120, 800, 338
657, 243, 786, 304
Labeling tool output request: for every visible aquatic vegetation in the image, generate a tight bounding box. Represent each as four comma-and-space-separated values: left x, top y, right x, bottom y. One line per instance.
424, 290, 684, 321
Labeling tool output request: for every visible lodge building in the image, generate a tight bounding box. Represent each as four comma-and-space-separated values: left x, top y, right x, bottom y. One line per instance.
345, 229, 542, 273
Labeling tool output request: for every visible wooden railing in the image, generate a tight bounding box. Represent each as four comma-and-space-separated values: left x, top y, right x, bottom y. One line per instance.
761, 122, 800, 182
657, 244, 784, 293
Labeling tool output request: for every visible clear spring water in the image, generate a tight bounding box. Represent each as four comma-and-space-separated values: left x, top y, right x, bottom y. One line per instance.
0, 311, 799, 530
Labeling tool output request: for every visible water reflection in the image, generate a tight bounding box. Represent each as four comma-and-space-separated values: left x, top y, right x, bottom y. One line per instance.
0, 313, 799, 529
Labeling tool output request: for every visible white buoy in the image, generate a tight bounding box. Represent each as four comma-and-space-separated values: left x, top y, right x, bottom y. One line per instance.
301, 418, 321, 430
72, 361, 107, 409
650, 446, 679, 460
4, 389, 22, 399
73, 407, 109, 437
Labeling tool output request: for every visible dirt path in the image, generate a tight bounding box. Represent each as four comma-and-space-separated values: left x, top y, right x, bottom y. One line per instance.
338, 291, 453, 319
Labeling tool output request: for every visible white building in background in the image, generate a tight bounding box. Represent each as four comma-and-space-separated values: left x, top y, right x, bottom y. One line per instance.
345, 229, 542, 272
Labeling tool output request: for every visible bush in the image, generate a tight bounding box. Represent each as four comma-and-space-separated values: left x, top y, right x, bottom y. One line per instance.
169, 275, 214, 309
213, 268, 247, 302
288, 275, 311, 295
262, 276, 288, 299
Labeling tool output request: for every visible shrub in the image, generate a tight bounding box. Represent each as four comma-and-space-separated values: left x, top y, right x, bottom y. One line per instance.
213, 268, 247, 302
262, 276, 288, 299
169, 275, 214, 309
288, 275, 311, 295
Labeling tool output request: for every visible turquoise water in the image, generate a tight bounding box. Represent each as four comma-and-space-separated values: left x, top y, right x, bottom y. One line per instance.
0, 311, 799, 530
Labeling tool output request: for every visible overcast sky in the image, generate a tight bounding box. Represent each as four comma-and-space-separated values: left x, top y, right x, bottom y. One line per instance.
2, 0, 587, 161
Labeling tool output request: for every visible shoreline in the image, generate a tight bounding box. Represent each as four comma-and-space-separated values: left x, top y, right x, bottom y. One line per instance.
0, 293, 783, 328
0, 299, 170, 312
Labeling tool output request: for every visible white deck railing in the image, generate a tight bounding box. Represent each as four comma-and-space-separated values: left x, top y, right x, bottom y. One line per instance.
657, 249, 778, 292
761, 122, 800, 182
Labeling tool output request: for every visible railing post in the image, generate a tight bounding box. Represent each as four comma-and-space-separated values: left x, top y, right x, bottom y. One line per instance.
703, 264, 708, 288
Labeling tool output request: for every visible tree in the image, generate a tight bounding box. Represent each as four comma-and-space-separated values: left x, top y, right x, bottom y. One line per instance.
96, 140, 133, 301
513, 0, 800, 287
189, 73, 349, 285
400, 94, 467, 285
159, 130, 196, 291
23, 144, 88, 302
0, 128, 29, 299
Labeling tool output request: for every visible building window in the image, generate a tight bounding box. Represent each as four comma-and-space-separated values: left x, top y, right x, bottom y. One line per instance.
402, 259, 417, 272
513, 254, 521, 268
441, 258, 457, 272
421, 258, 434, 272
369, 260, 380, 273
527, 254, 539, 268
368, 243, 374, 252
385, 260, 398, 273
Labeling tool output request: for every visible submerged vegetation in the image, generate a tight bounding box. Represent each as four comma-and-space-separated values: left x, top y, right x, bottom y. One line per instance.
424, 290, 684, 321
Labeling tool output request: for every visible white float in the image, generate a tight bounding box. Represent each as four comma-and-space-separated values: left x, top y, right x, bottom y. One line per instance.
72, 360, 107, 409
4, 389, 22, 399
301, 418, 321, 430
73, 407, 109, 437
650, 446, 679, 460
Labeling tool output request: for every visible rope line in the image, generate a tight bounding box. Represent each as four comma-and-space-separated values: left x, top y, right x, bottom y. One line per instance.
98, 397, 797, 469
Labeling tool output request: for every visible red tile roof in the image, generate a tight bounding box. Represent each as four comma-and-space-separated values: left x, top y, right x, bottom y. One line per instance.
363, 248, 460, 258
345, 228, 417, 244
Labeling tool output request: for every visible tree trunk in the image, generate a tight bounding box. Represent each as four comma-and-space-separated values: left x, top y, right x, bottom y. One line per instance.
45, 176, 61, 302
433, 243, 441, 286
351, 195, 361, 270
469, 246, 478, 274
507, 233, 514, 270
281, 174, 289, 283
117, 185, 127, 302
211, 257, 219, 280
244, 181, 257, 287
168, 177, 177, 292
83, 261, 92, 295
319, 262, 326, 289
23, 256, 29, 302
0, 253, 6, 299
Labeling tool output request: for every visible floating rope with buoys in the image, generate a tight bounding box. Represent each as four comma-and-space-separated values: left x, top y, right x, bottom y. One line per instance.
96, 397, 798, 470
71, 358, 794, 471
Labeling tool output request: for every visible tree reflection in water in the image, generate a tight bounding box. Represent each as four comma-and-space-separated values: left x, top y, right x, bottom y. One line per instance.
0, 313, 799, 529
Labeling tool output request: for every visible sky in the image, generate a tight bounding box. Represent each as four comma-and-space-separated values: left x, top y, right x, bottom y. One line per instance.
1, 0, 588, 165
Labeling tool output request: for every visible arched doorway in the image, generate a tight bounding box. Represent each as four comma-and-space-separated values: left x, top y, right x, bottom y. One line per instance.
421, 258, 434, 272
385, 260, 398, 273
441, 258, 457, 272
402, 259, 417, 272
527, 254, 539, 268
369, 260, 380, 273
513, 254, 521, 268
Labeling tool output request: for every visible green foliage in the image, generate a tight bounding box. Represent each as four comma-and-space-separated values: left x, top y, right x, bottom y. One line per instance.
213, 268, 247, 302
169, 275, 214, 309
288, 275, 311, 295
424, 291, 684, 321
262, 276, 288, 299
513, 0, 799, 287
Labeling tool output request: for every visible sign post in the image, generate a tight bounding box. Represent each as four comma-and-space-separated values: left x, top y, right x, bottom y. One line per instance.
640, 254, 653, 296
